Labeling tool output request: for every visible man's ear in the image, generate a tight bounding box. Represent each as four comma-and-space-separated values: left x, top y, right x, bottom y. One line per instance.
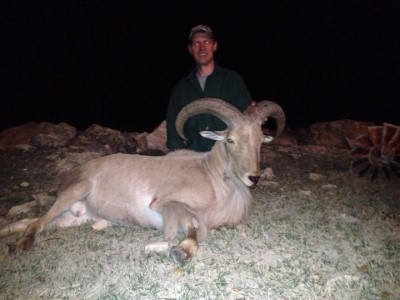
213, 41, 218, 52
200, 131, 225, 141
188, 44, 193, 54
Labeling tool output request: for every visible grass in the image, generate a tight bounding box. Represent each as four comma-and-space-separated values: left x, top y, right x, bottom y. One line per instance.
0, 152, 399, 299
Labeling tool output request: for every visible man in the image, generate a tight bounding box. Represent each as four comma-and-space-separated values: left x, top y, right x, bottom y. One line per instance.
166, 25, 252, 152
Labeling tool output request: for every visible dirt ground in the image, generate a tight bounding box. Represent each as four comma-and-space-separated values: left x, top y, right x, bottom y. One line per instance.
0, 144, 399, 299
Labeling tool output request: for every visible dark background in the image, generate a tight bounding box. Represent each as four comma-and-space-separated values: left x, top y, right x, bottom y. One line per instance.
1, 1, 399, 132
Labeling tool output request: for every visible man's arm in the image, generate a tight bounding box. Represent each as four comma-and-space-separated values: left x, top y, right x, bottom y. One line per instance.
166, 91, 185, 150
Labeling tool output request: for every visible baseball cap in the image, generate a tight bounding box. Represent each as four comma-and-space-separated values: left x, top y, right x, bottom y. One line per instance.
188, 25, 215, 42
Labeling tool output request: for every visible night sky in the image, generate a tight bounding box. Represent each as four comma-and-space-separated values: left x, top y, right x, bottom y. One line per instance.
1, 1, 399, 132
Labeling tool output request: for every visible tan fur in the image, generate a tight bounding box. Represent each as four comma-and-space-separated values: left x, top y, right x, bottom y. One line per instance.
10, 123, 263, 261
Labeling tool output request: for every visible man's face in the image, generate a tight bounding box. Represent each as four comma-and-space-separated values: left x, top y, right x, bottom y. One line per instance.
188, 32, 218, 66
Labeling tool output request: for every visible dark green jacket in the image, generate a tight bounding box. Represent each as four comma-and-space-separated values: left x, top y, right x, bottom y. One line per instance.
166, 65, 252, 152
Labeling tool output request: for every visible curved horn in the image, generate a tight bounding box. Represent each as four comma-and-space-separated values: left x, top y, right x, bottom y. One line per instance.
244, 100, 286, 136
176, 98, 244, 140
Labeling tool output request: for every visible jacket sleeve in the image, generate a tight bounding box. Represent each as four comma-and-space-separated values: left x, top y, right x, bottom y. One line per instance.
166, 87, 185, 150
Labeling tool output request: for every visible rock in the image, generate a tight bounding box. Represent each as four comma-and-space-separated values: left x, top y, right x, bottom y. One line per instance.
133, 120, 168, 153
0, 122, 38, 150
309, 173, 327, 181
309, 119, 375, 148
70, 124, 126, 153
32, 193, 56, 207
7, 201, 36, 218
144, 242, 170, 253
260, 167, 275, 180
92, 219, 110, 230
30, 122, 77, 148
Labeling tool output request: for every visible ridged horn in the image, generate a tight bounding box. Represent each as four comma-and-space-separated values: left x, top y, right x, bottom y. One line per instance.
176, 98, 244, 140
244, 100, 286, 136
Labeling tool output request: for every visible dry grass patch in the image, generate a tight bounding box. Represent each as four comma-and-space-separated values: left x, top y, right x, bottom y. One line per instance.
1, 145, 399, 299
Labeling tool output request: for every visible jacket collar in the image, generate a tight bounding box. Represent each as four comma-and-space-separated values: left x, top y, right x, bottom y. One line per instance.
187, 65, 222, 81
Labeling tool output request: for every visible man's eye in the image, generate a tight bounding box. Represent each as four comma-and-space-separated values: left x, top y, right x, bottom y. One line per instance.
227, 138, 234, 144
